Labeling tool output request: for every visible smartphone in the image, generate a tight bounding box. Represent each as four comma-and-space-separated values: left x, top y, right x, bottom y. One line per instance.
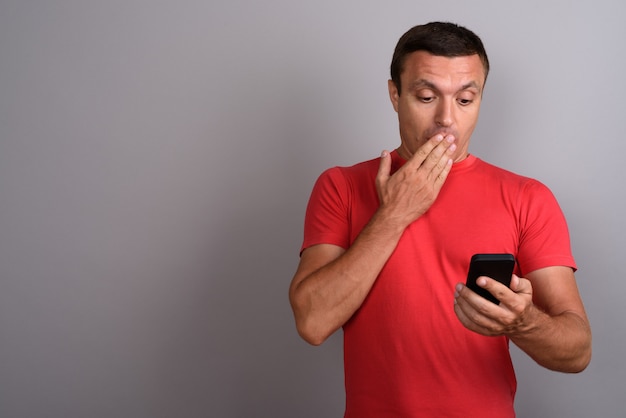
465, 253, 515, 304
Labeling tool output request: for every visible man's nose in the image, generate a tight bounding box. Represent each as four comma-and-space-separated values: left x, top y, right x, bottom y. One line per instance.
435, 99, 453, 127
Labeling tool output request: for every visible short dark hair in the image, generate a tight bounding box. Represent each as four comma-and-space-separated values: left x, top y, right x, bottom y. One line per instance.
390, 22, 490, 94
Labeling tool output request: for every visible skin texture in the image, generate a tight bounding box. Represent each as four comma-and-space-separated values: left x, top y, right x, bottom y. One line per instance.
289, 51, 591, 372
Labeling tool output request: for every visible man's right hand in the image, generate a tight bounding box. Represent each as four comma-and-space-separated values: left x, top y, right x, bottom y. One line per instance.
376, 134, 457, 228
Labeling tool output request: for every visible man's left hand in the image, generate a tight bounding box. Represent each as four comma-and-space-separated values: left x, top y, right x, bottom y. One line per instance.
453, 274, 538, 337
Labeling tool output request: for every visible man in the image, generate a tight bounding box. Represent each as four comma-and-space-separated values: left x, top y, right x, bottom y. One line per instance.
289, 22, 591, 417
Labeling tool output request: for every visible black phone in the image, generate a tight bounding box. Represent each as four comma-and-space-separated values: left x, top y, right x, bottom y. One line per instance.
465, 253, 515, 304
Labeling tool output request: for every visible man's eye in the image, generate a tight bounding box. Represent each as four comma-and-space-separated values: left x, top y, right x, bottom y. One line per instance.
458, 98, 473, 105
419, 96, 434, 103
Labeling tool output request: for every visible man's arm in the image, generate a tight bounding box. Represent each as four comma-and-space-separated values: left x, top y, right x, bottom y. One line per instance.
289, 135, 457, 345
454, 266, 592, 373
288, 217, 405, 346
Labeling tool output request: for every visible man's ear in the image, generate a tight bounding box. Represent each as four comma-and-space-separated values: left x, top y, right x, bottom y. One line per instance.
388, 79, 399, 112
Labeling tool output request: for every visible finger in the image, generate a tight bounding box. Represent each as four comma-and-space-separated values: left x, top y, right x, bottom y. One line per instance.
404, 134, 445, 168
477, 275, 530, 318
475, 275, 513, 304
509, 274, 521, 292
431, 151, 454, 188
454, 291, 502, 336
417, 135, 456, 176
394, 135, 454, 198
456, 282, 497, 315
453, 299, 475, 328
375, 150, 392, 191
513, 276, 532, 295
497, 275, 532, 311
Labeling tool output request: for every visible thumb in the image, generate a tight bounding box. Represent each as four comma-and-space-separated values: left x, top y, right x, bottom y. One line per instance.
510, 274, 533, 297
509, 274, 521, 291
376, 150, 392, 190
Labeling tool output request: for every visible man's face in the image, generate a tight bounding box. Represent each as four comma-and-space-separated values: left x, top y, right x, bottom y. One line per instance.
388, 51, 486, 162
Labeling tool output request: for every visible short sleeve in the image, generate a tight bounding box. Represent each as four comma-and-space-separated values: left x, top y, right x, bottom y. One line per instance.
516, 180, 577, 274
300, 167, 351, 253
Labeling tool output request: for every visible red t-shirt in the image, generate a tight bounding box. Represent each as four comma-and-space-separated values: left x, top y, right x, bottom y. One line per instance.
301, 151, 576, 417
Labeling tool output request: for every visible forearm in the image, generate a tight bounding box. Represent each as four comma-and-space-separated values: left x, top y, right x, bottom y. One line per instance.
509, 308, 592, 373
290, 210, 405, 345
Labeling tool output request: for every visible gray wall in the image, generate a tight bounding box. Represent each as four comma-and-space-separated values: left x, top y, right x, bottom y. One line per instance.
1, 1, 624, 417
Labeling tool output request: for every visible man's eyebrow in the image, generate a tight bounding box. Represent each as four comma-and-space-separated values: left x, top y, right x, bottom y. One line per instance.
460, 81, 482, 92
409, 79, 482, 93
409, 79, 437, 90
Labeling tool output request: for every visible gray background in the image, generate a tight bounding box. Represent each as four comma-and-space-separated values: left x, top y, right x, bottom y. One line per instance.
1, 0, 624, 417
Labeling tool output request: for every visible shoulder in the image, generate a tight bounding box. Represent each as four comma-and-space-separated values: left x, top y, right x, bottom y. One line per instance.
473, 158, 552, 193
315, 155, 381, 187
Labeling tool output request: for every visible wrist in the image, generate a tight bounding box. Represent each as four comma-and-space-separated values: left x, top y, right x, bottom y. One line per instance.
370, 206, 411, 237
508, 304, 545, 338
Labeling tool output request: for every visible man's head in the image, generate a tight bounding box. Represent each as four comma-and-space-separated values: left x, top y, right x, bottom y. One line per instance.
388, 22, 489, 162
390, 22, 489, 95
